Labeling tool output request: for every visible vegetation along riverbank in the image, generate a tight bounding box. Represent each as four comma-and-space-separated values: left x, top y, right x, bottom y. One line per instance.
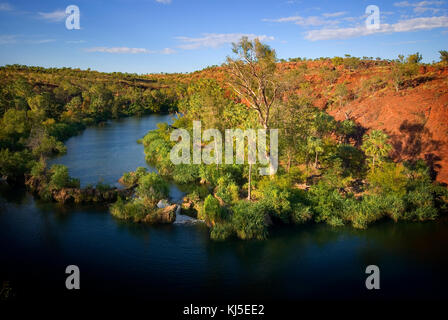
1, 39, 448, 238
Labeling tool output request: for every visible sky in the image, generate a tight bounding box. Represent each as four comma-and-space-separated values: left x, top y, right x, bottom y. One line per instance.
0, 0, 447, 73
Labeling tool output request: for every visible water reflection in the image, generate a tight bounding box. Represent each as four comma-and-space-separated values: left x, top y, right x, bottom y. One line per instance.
1, 112, 448, 301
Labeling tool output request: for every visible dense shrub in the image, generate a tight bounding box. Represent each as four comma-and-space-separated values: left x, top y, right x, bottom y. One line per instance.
291, 202, 313, 224
120, 167, 148, 187
367, 162, 407, 195
231, 201, 268, 240
0, 149, 33, 178
201, 195, 223, 226
308, 180, 346, 225
136, 172, 169, 204
440, 50, 448, 63
210, 223, 234, 241
110, 197, 147, 222
215, 176, 239, 205
255, 177, 292, 223
49, 164, 80, 189
172, 164, 200, 184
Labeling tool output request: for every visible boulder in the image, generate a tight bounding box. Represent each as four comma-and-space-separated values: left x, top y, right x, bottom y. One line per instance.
143, 204, 176, 224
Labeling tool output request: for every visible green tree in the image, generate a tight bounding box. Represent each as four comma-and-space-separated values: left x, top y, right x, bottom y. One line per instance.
49, 164, 80, 189
0, 149, 33, 178
361, 130, 392, 173
0, 108, 29, 148
390, 55, 419, 92
440, 50, 448, 63
307, 136, 324, 168
226, 37, 279, 130
406, 52, 422, 64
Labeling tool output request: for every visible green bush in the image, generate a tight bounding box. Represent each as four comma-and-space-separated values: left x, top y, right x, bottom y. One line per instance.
210, 223, 234, 241
110, 197, 147, 222
120, 167, 148, 186
308, 181, 346, 225
0, 149, 33, 178
47, 122, 82, 141
30, 158, 46, 178
404, 185, 438, 221
256, 178, 292, 223
96, 180, 112, 192
440, 50, 448, 63
201, 194, 223, 226
343, 196, 386, 229
331, 56, 344, 66
367, 162, 407, 195
291, 202, 313, 224
406, 52, 422, 64
49, 164, 80, 189
215, 176, 239, 205
31, 134, 66, 157
172, 164, 200, 184
231, 201, 268, 240
136, 172, 169, 204
199, 164, 219, 185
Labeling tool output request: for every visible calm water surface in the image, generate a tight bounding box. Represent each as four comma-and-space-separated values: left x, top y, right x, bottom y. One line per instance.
1, 115, 447, 302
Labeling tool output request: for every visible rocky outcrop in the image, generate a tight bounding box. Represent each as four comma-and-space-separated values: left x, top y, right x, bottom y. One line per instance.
25, 175, 130, 204
143, 204, 177, 224
181, 197, 201, 217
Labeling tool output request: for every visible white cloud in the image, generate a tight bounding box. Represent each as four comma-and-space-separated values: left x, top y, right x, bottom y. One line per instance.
38, 9, 66, 22
322, 11, 347, 18
0, 34, 17, 44
0, 2, 12, 11
28, 39, 55, 44
175, 33, 275, 50
85, 47, 174, 54
305, 15, 448, 40
263, 16, 303, 23
394, 1, 445, 14
263, 15, 340, 26
394, 1, 444, 7
156, 0, 172, 4
0, 35, 55, 45
160, 47, 176, 54
66, 40, 86, 44
414, 6, 441, 13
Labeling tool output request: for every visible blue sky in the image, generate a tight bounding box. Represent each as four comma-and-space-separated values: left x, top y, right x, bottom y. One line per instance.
0, 0, 447, 73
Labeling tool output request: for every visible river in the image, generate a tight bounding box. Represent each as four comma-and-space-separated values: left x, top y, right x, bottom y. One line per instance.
1, 114, 447, 302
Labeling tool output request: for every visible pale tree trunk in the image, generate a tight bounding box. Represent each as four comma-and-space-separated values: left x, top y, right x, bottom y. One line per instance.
247, 163, 252, 201
314, 152, 318, 168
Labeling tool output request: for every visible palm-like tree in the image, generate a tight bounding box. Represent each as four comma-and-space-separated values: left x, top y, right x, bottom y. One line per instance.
361, 130, 392, 172
307, 136, 324, 168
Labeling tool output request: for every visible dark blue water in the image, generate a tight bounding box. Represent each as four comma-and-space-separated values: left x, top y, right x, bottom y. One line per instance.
48, 114, 185, 202
1, 115, 448, 303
